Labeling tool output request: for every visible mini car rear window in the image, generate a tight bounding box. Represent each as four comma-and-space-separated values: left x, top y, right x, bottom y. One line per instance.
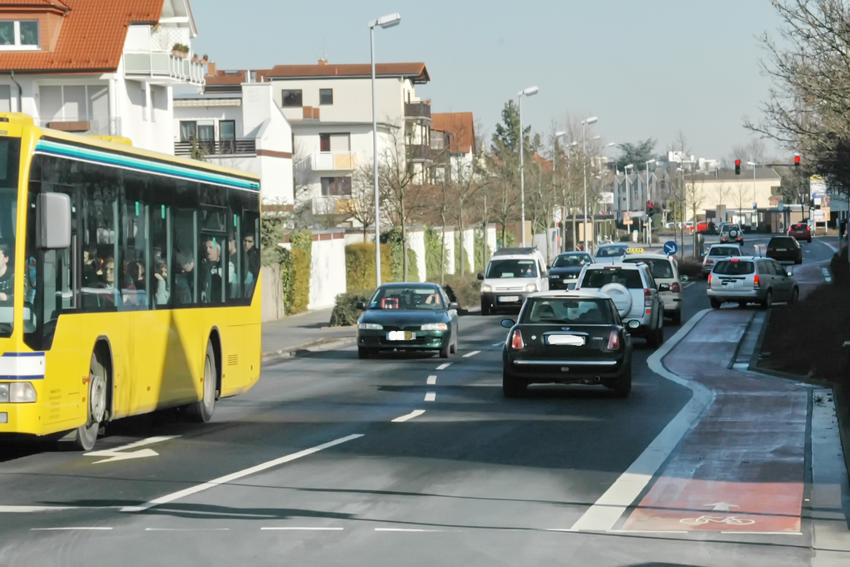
709, 247, 739, 256
582, 268, 643, 289
769, 237, 796, 247
713, 260, 755, 275
522, 298, 614, 325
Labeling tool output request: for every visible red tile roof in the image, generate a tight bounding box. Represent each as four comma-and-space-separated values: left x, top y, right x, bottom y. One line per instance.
205, 62, 431, 87
431, 112, 475, 154
0, 0, 164, 73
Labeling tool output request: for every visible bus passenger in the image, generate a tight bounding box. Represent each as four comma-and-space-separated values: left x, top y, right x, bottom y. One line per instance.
201, 237, 223, 303
0, 242, 14, 305
243, 233, 259, 295
153, 259, 169, 306
174, 251, 194, 305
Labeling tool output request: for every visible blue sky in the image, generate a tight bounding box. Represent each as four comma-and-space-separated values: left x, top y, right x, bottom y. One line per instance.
191, 0, 785, 161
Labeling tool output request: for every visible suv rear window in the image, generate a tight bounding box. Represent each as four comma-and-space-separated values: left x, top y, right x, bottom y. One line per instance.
582, 268, 643, 289
768, 237, 796, 247
713, 260, 755, 275
622, 258, 673, 279
709, 247, 738, 256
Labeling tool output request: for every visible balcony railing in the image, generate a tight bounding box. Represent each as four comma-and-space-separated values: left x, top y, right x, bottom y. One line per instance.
404, 102, 431, 120
312, 195, 353, 215
174, 139, 256, 158
124, 52, 205, 86
407, 144, 431, 162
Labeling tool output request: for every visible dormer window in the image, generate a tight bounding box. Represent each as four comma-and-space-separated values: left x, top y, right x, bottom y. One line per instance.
0, 21, 39, 50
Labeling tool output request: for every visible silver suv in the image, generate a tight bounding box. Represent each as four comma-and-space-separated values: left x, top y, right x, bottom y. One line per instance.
707, 256, 799, 309
576, 262, 665, 347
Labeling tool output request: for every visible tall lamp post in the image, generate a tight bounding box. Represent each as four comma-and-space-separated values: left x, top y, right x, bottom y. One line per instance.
581, 116, 598, 252
645, 159, 656, 244
554, 131, 566, 255
369, 12, 401, 289
518, 86, 539, 247
746, 161, 758, 230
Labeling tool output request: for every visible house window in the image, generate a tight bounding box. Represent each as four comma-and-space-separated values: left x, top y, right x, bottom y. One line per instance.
0, 20, 39, 50
39, 85, 109, 126
320, 133, 350, 153
321, 177, 352, 196
220, 120, 236, 154
320, 88, 333, 105
180, 121, 197, 142
282, 90, 302, 108
0, 85, 11, 113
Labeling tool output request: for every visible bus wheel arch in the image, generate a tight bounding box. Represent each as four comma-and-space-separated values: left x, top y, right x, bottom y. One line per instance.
185, 331, 220, 423
208, 327, 222, 400
73, 339, 113, 451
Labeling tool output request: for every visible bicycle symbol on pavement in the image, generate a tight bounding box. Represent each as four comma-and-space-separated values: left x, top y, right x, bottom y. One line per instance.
680, 515, 756, 526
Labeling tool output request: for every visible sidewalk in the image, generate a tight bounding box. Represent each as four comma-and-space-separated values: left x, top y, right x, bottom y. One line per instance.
262, 308, 356, 362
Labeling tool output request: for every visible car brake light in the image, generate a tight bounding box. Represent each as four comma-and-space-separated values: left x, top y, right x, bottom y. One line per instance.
706, 259, 714, 264
731, 259, 739, 262
754, 275, 760, 287
607, 330, 620, 350
511, 329, 525, 350
708, 274, 712, 286
671, 282, 681, 293
644, 288, 652, 313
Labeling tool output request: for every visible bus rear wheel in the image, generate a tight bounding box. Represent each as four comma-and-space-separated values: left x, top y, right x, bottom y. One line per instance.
186, 341, 217, 423
74, 352, 107, 451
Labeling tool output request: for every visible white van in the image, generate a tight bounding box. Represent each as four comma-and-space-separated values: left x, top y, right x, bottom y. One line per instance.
478, 247, 549, 315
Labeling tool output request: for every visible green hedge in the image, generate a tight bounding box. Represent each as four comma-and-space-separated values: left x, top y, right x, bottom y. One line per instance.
425, 227, 447, 280
346, 243, 393, 291
474, 230, 491, 273
279, 248, 294, 314
290, 248, 311, 314
329, 290, 374, 327
442, 273, 481, 310
382, 227, 420, 282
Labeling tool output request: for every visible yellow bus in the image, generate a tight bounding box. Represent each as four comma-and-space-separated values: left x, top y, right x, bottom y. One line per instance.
0, 113, 262, 450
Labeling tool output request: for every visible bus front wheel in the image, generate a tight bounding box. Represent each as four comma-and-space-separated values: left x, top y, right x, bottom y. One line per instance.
74, 352, 107, 451
186, 341, 217, 423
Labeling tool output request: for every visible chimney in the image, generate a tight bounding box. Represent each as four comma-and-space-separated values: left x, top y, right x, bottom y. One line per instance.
207, 61, 216, 75
318, 58, 328, 66
245, 70, 251, 84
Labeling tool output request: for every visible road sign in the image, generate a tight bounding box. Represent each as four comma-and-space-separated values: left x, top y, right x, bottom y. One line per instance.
624, 211, 632, 225
663, 241, 679, 257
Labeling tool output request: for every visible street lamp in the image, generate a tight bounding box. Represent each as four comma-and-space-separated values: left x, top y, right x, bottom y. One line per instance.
518, 86, 539, 247
369, 12, 401, 289
747, 160, 758, 230
581, 116, 597, 252
645, 159, 656, 244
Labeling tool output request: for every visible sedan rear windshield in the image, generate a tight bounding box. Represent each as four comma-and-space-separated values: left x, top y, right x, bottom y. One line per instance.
552, 253, 592, 268
486, 259, 538, 279
769, 237, 796, 247
582, 268, 643, 289
622, 258, 673, 279
369, 286, 443, 310
522, 298, 614, 325
713, 260, 755, 275
595, 246, 627, 258
709, 247, 739, 256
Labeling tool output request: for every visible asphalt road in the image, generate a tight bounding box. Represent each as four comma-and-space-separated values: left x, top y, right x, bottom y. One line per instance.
0, 239, 840, 567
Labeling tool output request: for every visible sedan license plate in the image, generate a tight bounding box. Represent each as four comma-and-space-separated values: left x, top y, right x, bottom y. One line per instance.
777, 248, 787, 251
498, 296, 519, 302
387, 331, 415, 341
547, 334, 585, 346
563, 279, 572, 284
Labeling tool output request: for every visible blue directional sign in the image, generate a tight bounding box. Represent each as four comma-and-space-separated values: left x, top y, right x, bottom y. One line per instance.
663, 240, 679, 257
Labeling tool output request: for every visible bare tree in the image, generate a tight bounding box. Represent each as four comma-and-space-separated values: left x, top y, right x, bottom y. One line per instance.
339, 162, 378, 242
730, 139, 767, 167
712, 181, 729, 211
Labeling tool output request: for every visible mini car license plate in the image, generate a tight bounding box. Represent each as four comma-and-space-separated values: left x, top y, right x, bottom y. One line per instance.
547, 334, 585, 346
777, 248, 787, 251
387, 331, 415, 341
498, 296, 519, 302
563, 279, 572, 284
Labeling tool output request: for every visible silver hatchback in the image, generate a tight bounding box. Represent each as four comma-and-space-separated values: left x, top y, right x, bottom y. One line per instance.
707, 256, 799, 309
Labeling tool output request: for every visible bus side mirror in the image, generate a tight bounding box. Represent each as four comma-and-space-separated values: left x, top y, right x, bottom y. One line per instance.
36, 193, 72, 250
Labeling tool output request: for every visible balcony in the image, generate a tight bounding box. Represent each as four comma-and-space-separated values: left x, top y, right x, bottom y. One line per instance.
312, 195, 353, 215
39, 116, 121, 136
174, 139, 256, 158
124, 52, 205, 86
296, 152, 357, 173
407, 144, 432, 162
404, 102, 431, 121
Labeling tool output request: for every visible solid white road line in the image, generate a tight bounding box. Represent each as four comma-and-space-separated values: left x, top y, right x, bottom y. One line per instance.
570, 309, 716, 532
375, 528, 443, 532
0, 505, 80, 513
146, 528, 230, 531
821, 241, 838, 254
463, 351, 481, 358
32, 527, 112, 531
720, 532, 803, 535
392, 410, 425, 423
436, 363, 452, 370
261, 527, 344, 531
427, 375, 437, 385
492, 342, 503, 347
424, 392, 436, 402
121, 434, 364, 513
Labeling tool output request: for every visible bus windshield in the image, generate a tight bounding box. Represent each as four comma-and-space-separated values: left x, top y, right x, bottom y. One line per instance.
0, 138, 20, 337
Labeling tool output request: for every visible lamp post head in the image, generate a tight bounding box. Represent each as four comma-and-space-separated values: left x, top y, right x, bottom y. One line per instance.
370, 13, 401, 28
606, 142, 616, 147
520, 86, 539, 97
555, 131, 566, 139
646, 159, 656, 166
582, 116, 598, 125
625, 164, 634, 169
746, 161, 756, 166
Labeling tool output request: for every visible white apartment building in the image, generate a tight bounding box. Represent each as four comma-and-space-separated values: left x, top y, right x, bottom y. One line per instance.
0, 0, 204, 155
206, 61, 432, 219
430, 112, 477, 181
172, 81, 293, 205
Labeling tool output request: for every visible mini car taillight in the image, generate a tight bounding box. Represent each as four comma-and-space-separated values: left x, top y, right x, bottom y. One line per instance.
754, 274, 760, 287
607, 330, 620, 351
511, 329, 525, 350
670, 282, 681, 293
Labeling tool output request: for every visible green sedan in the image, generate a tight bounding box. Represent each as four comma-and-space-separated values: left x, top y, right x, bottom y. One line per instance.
356, 283, 460, 359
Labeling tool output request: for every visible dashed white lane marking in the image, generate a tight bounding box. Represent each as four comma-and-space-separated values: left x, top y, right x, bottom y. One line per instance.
0, 506, 80, 513
375, 528, 444, 532
720, 532, 803, 535
121, 434, 364, 513
570, 309, 716, 532
492, 342, 502, 347
463, 350, 481, 358
146, 528, 230, 531
32, 527, 112, 531
424, 392, 436, 402
436, 363, 452, 370
261, 527, 344, 531
822, 267, 832, 283
427, 375, 437, 385
392, 410, 425, 423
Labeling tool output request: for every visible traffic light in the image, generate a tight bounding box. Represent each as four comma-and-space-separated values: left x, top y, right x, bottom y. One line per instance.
794, 154, 801, 168
735, 159, 741, 175
646, 200, 655, 215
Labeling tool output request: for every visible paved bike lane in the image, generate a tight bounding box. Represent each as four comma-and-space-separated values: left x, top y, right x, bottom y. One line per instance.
621, 309, 809, 533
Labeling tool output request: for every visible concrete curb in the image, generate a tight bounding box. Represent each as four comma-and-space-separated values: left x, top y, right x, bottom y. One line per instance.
262, 337, 357, 364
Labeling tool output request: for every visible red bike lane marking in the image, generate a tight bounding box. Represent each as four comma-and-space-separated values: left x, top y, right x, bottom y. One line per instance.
621, 310, 807, 533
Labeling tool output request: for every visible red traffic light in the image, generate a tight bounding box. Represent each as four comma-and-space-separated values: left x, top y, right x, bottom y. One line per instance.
735, 159, 741, 166
794, 154, 801, 166
735, 159, 741, 175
